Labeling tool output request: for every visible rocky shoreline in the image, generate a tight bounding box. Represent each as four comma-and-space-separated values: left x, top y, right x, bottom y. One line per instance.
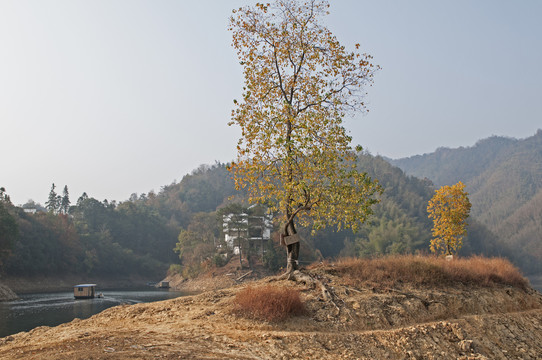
0, 282, 17, 301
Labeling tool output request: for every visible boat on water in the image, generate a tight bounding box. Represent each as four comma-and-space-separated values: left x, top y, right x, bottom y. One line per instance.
158, 281, 170, 289
73, 284, 99, 299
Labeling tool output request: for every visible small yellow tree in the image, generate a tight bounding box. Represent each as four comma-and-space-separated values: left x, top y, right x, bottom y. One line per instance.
427, 181, 472, 256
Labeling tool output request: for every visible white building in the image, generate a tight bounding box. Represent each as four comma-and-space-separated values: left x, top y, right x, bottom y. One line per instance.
222, 207, 273, 257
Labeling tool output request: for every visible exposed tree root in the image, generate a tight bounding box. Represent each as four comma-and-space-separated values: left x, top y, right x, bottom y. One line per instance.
235, 270, 253, 282
275, 270, 340, 311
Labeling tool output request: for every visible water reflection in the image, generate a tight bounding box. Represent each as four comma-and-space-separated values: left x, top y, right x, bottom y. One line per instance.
0, 289, 185, 338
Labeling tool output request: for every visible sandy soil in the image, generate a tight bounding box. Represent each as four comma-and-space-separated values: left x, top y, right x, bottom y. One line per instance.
1, 265, 542, 359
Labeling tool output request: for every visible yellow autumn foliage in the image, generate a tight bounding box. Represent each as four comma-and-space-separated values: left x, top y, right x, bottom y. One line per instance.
427, 181, 472, 256
228, 0, 382, 241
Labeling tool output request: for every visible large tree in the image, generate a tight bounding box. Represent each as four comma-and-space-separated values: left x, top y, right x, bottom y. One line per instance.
229, 0, 382, 273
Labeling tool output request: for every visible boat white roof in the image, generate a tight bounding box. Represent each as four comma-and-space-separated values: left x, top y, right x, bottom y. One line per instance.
73, 284, 97, 287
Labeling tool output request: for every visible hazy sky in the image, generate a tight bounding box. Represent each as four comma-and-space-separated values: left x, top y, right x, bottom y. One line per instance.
1, 1, 541, 206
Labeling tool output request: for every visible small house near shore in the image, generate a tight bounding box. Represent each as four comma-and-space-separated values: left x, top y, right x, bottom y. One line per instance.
73, 284, 96, 299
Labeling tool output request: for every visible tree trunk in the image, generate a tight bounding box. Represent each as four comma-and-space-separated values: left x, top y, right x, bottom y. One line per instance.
284, 221, 300, 274
239, 242, 243, 268
286, 241, 300, 273
237, 228, 243, 268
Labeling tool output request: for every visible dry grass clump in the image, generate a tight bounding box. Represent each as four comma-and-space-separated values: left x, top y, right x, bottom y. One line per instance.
332, 255, 528, 290
233, 285, 306, 322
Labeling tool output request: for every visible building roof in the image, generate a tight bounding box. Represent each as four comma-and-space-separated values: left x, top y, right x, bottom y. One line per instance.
73, 284, 97, 288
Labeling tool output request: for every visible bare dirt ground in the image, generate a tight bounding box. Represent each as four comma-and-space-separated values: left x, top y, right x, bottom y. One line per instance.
1, 264, 542, 360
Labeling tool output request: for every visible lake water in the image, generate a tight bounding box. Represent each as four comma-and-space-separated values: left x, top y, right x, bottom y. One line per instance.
527, 275, 542, 294
0, 288, 186, 338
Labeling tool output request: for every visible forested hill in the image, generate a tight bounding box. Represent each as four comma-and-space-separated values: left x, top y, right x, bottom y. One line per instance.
151, 154, 506, 271
0, 163, 240, 279
335, 154, 504, 262
389, 130, 542, 274
0, 152, 528, 281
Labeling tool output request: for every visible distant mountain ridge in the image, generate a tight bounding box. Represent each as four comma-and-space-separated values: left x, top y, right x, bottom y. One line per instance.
389, 130, 542, 274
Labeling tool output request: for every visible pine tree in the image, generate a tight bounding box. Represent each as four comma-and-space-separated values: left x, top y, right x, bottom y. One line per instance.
46, 183, 60, 213
61, 185, 71, 214
0, 187, 12, 205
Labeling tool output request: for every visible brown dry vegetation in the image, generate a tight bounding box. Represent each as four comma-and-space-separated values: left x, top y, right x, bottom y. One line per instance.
233, 285, 306, 322
328, 255, 529, 290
